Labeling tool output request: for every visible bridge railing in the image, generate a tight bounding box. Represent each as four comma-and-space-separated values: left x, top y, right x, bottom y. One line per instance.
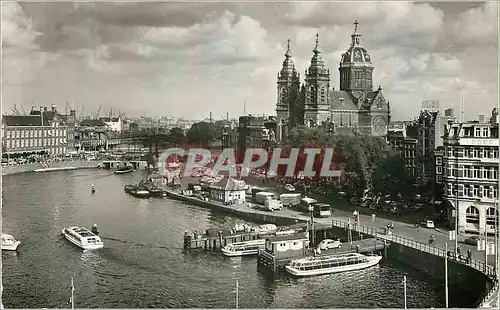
330, 219, 496, 277
331, 218, 499, 307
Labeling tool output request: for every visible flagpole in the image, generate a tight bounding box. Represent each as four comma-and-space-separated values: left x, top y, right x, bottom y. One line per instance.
71, 277, 75, 310
445, 242, 449, 308
235, 280, 239, 309
484, 215, 488, 273
403, 274, 407, 309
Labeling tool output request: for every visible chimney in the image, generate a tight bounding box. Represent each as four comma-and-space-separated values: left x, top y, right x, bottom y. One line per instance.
478, 114, 485, 123
70, 109, 76, 117
491, 108, 499, 124
51, 104, 56, 112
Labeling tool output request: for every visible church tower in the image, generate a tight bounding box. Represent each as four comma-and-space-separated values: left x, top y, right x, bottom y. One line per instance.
276, 39, 300, 141
304, 34, 331, 127
339, 21, 374, 97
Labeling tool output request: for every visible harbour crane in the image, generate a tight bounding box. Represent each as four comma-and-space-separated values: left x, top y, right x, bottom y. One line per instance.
11, 104, 20, 115
94, 105, 102, 119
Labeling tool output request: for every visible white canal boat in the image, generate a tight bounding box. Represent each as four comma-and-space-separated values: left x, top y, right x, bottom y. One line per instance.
1, 233, 21, 251
221, 239, 266, 257
285, 252, 382, 277
62, 226, 104, 250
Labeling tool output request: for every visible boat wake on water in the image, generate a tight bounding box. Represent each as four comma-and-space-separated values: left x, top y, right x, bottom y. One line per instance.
101, 237, 181, 250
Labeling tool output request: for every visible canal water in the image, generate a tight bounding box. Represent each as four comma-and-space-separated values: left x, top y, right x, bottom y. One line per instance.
2, 170, 473, 308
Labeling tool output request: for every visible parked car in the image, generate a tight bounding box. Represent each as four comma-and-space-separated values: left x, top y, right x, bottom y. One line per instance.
317, 239, 342, 250
464, 236, 480, 246
420, 220, 435, 228
284, 184, 295, 192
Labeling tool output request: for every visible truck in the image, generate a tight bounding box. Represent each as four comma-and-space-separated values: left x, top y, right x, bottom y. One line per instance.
264, 199, 283, 211
280, 193, 302, 208
254, 191, 276, 204
313, 203, 332, 218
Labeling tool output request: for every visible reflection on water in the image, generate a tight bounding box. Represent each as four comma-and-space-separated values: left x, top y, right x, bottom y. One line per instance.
2, 170, 477, 308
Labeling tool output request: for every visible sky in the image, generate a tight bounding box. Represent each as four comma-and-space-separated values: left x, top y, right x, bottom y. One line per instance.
1, 1, 498, 121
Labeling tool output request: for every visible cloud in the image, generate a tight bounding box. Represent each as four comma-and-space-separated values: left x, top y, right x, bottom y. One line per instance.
448, 1, 498, 48
137, 11, 279, 65
1, 2, 497, 122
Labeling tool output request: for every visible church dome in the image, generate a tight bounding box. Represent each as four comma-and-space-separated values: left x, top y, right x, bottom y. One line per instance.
307, 34, 329, 76
341, 46, 372, 64
340, 20, 373, 65
279, 39, 298, 77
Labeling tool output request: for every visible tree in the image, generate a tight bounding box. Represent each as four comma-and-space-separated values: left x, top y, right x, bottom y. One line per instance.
168, 127, 186, 145
186, 122, 217, 144
372, 154, 412, 198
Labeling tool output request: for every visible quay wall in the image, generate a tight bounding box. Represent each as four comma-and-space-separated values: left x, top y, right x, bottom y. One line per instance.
164, 189, 496, 308
1, 160, 100, 176
164, 190, 303, 226
387, 243, 493, 307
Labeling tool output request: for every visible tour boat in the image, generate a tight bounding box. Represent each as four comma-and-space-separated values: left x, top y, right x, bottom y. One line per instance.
2, 233, 21, 251
221, 239, 266, 257
114, 166, 134, 174
285, 252, 382, 277
62, 226, 104, 250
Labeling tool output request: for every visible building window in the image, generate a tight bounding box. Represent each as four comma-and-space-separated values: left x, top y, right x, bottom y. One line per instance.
320, 86, 326, 103
436, 166, 442, 174
486, 207, 498, 227
309, 86, 316, 103
458, 184, 464, 197
446, 147, 452, 157
475, 127, 481, 137
482, 128, 489, 137
466, 206, 480, 224
436, 157, 442, 165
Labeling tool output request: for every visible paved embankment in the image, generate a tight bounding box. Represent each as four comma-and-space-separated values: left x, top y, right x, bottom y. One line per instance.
158, 182, 498, 308
1, 160, 100, 176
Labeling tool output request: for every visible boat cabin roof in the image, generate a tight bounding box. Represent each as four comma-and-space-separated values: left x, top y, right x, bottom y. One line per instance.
229, 239, 265, 246
266, 233, 308, 243
293, 252, 365, 264
70, 226, 96, 238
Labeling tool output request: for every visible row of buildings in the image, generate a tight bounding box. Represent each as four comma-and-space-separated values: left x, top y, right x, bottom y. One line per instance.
220, 20, 498, 237
1, 105, 125, 158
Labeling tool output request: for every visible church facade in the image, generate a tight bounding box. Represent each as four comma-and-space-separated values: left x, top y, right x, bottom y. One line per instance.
275, 21, 391, 141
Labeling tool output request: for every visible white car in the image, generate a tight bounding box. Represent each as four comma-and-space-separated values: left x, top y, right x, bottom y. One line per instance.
317, 239, 342, 250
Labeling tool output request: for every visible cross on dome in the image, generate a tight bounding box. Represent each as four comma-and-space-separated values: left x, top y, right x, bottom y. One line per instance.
351, 20, 362, 47
313, 33, 320, 54
285, 38, 292, 58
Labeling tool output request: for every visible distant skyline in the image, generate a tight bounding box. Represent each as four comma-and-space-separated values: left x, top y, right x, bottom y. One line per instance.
2, 1, 498, 120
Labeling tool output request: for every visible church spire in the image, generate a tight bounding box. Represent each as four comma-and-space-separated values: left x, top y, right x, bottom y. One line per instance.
351, 20, 362, 47
313, 33, 320, 54
285, 38, 292, 58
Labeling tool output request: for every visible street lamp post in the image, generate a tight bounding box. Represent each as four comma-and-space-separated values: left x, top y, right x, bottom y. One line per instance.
309, 205, 315, 248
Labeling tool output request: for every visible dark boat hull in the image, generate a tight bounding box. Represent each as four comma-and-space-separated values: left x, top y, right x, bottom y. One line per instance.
115, 168, 134, 174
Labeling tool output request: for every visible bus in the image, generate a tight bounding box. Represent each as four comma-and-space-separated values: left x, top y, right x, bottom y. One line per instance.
299, 197, 318, 212
314, 203, 331, 218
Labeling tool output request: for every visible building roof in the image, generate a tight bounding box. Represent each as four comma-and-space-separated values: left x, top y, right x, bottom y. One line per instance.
80, 119, 106, 127
266, 233, 308, 243
330, 90, 358, 110
209, 177, 247, 191
99, 117, 121, 122
2, 115, 51, 126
